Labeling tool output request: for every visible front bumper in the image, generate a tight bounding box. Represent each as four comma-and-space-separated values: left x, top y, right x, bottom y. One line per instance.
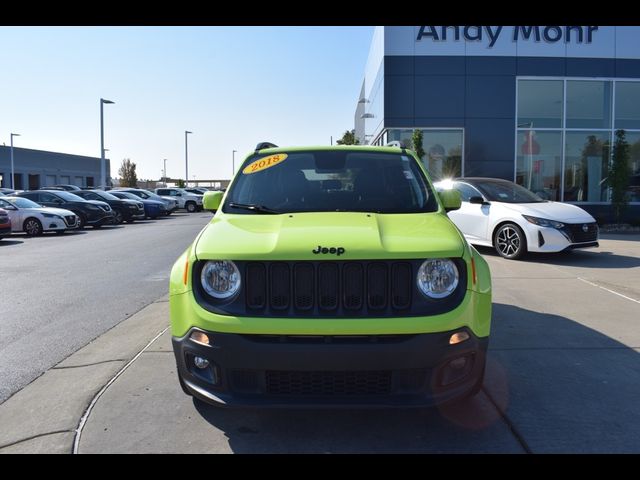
0, 225, 11, 236
172, 328, 488, 408
526, 225, 599, 253
86, 213, 115, 226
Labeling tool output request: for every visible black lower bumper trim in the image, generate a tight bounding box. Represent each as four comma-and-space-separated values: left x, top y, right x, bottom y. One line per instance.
566, 241, 599, 250
172, 328, 488, 408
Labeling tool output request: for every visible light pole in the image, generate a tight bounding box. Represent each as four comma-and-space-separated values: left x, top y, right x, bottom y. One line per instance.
232, 149, 237, 176
100, 98, 115, 190
163, 159, 168, 186
185, 131, 192, 187
10, 133, 20, 190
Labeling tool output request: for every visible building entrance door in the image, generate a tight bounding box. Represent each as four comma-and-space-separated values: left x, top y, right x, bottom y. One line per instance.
28, 174, 40, 190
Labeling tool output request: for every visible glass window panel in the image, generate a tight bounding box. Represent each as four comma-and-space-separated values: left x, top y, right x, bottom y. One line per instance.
423, 130, 463, 180
516, 130, 563, 201
564, 132, 611, 202
386, 129, 463, 180
517, 80, 564, 128
566, 81, 612, 129
615, 82, 640, 130
621, 131, 640, 202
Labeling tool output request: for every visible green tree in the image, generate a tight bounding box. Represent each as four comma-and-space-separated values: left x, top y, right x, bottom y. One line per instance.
610, 129, 632, 224
411, 129, 425, 160
336, 129, 360, 145
118, 158, 138, 187
176, 179, 186, 188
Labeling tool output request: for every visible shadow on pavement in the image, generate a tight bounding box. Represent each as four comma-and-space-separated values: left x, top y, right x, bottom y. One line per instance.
187, 303, 640, 453
0, 240, 23, 247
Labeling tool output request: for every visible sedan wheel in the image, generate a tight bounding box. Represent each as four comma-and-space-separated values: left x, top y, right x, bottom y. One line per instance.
494, 223, 527, 260
186, 202, 196, 213
114, 210, 124, 224
24, 218, 43, 237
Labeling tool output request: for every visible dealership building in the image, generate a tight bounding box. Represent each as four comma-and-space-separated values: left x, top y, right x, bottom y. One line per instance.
0, 146, 109, 190
355, 26, 640, 220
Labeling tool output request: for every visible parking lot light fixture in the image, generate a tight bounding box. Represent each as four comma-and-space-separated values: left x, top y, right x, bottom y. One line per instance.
10, 133, 21, 190
185, 131, 193, 187
232, 149, 237, 176
100, 98, 115, 190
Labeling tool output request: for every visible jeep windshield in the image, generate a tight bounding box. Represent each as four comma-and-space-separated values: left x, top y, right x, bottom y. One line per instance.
223, 150, 439, 214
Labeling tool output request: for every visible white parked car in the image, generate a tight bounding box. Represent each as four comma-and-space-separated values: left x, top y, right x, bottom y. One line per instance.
434, 178, 599, 260
0, 196, 80, 236
154, 188, 203, 213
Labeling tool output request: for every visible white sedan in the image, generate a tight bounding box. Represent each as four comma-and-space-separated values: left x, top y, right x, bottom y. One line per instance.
0, 196, 80, 236
434, 178, 599, 260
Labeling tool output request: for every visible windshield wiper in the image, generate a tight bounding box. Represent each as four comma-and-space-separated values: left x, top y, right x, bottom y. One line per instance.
227, 202, 281, 214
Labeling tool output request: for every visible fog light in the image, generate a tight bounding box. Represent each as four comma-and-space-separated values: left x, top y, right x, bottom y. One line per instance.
440, 354, 475, 386
194, 356, 209, 369
449, 357, 467, 370
190, 331, 210, 346
449, 331, 469, 345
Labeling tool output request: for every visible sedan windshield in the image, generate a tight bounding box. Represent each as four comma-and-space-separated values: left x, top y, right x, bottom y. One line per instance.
223, 150, 439, 214
472, 180, 546, 204
2, 197, 41, 209
50, 191, 86, 202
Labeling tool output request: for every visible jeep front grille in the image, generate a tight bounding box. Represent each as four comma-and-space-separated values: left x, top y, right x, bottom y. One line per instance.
193, 259, 466, 318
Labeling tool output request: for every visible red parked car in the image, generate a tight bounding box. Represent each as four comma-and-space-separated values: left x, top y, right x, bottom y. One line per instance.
0, 208, 11, 240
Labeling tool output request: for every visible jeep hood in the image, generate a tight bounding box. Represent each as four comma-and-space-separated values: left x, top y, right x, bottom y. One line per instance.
195, 212, 465, 260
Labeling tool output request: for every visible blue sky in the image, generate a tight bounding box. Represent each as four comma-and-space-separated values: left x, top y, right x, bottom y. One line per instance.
0, 26, 373, 181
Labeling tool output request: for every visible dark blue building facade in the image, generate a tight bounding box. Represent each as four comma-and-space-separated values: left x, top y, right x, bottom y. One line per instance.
355, 27, 640, 222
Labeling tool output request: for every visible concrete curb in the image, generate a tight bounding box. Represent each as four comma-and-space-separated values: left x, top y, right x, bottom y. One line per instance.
0, 297, 169, 454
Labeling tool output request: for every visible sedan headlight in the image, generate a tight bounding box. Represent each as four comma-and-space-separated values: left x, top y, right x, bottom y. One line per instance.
200, 260, 241, 300
522, 215, 564, 229
417, 259, 459, 299
42, 213, 60, 219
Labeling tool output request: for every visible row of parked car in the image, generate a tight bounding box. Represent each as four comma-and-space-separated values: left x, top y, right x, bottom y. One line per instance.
0, 185, 214, 239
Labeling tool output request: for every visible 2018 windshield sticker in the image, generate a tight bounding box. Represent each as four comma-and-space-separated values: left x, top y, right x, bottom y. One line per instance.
243, 154, 288, 174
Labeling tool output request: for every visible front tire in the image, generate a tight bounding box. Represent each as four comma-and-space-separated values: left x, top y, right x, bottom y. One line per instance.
186, 202, 196, 213
493, 223, 527, 260
24, 218, 43, 236
113, 210, 124, 224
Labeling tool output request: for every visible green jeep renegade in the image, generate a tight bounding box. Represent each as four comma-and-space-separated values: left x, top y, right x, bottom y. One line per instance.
169, 143, 491, 407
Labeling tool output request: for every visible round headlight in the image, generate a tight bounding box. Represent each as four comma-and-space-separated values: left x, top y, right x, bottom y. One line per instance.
417, 259, 459, 299
200, 260, 241, 300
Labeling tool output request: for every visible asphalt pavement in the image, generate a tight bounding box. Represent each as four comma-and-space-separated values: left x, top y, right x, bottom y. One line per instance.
0, 212, 211, 404
1, 231, 639, 453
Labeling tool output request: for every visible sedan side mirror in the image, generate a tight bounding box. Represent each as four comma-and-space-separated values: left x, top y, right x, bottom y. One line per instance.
203, 191, 223, 212
469, 196, 489, 205
439, 189, 461, 212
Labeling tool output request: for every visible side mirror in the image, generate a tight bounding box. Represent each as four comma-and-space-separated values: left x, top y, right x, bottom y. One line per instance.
176, 193, 182, 197
469, 196, 488, 205
203, 191, 223, 212
439, 189, 462, 212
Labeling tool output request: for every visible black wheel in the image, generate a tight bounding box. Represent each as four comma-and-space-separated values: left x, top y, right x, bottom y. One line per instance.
23, 218, 43, 236
114, 210, 124, 224
178, 373, 192, 396
493, 223, 527, 260
186, 202, 196, 213
78, 214, 87, 229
